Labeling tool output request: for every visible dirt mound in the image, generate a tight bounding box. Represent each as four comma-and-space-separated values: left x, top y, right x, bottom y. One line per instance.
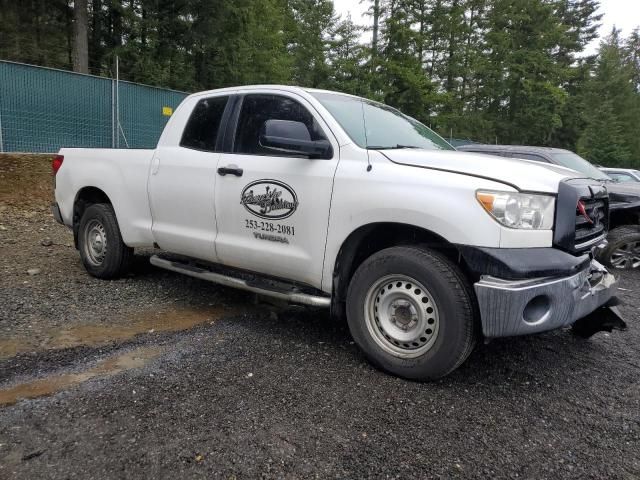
0, 153, 54, 207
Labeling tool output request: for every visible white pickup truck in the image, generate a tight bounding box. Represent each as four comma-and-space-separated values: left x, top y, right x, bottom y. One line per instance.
52, 85, 625, 380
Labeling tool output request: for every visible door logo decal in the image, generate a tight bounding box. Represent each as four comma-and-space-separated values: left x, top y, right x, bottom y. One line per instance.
240, 180, 299, 220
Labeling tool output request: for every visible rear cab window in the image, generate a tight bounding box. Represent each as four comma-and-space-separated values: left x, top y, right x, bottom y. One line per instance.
180, 96, 229, 152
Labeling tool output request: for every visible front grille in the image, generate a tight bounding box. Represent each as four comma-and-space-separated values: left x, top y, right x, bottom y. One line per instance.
554, 179, 610, 255
574, 197, 608, 251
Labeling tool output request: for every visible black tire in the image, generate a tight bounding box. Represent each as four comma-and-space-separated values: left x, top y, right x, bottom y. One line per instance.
346, 246, 477, 381
78, 203, 133, 279
598, 226, 640, 270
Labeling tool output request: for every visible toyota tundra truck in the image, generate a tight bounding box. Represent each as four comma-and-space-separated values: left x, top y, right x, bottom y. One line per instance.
51, 85, 625, 380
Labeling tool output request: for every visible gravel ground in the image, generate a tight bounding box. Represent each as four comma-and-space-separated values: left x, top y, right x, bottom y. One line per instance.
1, 156, 639, 479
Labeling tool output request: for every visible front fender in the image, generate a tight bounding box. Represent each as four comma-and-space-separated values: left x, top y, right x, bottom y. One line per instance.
321, 158, 553, 291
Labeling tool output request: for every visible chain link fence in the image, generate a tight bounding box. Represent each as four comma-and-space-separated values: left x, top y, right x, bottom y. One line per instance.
0, 60, 188, 153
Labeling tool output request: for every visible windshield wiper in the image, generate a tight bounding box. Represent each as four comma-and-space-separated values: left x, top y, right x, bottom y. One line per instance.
366, 144, 422, 150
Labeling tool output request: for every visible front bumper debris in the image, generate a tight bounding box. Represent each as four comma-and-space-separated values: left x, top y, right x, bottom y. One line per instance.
475, 259, 619, 338
571, 298, 626, 338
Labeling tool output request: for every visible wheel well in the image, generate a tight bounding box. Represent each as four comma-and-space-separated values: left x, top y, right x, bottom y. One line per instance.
331, 223, 473, 311
72, 187, 112, 248
610, 208, 640, 229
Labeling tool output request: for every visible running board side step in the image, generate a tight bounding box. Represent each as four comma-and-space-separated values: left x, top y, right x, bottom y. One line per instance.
150, 255, 331, 308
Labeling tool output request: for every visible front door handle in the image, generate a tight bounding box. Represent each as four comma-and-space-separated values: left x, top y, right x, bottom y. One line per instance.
217, 165, 243, 177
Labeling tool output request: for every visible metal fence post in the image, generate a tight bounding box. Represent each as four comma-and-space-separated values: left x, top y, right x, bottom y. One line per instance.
116, 55, 120, 149
111, 77, 115, 148
0, 111, 4, 153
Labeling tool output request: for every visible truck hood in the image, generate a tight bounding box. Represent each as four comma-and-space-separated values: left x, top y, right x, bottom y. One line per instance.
604, 181, 640, 209
606, 181, 640, 200
378, 149, 575, 193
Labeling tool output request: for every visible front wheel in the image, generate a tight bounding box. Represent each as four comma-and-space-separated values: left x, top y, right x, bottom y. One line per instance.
598, 226, 640, 270
346, 246, 477, 381
78, 203, 133, 279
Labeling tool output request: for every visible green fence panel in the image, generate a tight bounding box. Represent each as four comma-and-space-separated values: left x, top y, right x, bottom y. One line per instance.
118, 80, 187, 149
0, 60, 188, 153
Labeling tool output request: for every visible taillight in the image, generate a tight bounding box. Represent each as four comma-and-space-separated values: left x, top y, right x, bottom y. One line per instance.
52, 155, 64, 175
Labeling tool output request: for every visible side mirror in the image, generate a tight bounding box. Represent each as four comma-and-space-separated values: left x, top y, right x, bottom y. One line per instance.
259, 119, 333, 159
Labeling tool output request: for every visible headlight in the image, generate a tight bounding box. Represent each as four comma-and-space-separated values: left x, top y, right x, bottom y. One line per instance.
476, 191, 555, 230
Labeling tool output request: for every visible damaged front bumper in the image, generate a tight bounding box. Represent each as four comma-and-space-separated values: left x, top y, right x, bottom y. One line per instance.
474, 259, 620, 338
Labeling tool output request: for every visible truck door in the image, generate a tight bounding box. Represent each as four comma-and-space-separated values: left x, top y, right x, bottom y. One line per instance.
214, 92, 339, 287
148, 94, 230, 261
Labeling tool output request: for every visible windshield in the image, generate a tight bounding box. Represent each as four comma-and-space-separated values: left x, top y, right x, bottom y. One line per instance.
311, 92, 453, 151
551, 152, 611, 181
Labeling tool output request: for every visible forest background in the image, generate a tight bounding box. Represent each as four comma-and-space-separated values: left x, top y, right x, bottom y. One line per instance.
1, 0, 639, 167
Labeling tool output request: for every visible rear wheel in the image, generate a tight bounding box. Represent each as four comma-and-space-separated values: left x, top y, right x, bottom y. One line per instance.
598, 226, 640, 270
78, 203, 133, 279
346, 246, 477, 380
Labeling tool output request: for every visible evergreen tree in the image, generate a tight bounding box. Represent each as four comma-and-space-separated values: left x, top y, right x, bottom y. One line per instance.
577, 100, 631, 166
325, 16, 373, 96
479, 0, 569, 144
73, 0, 89, 73
378, 0, 437, 122
549, 0, 602, 149
577, 29, 638, 167
623, 28, 640, 165
186, 0, 290, 90
626, 28, 640, 93
285, 0, 336, 88
0, 0, 72, 69
429, 0, 489, 140
554, 0, 602, 65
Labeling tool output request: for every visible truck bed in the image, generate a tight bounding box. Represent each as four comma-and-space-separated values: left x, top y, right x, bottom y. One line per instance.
54, 148, 157, 247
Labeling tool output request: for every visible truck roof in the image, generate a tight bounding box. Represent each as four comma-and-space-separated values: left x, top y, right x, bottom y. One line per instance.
187, 85, 369, 103
185, 84, 304, 99
187, 84, 334, 99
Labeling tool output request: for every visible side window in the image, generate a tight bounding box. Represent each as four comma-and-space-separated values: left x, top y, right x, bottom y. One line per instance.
180, 96, 229, 152
233, 94, 327, 156
609, 173, 633, 183
510, 153, 549, 163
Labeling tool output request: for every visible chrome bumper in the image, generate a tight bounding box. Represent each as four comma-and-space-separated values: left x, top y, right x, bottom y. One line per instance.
475, 259, 618, 338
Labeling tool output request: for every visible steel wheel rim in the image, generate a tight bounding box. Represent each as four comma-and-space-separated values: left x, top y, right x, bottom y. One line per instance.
610, 241, 640, 269
364, 274, 440, 359
83, 219, 107, 266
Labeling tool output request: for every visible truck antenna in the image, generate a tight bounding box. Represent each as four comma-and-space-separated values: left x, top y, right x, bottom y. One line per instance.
360, 100, 373, 172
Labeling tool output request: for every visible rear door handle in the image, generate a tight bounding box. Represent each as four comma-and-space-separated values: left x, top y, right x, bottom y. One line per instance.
217, 165, 243, 177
